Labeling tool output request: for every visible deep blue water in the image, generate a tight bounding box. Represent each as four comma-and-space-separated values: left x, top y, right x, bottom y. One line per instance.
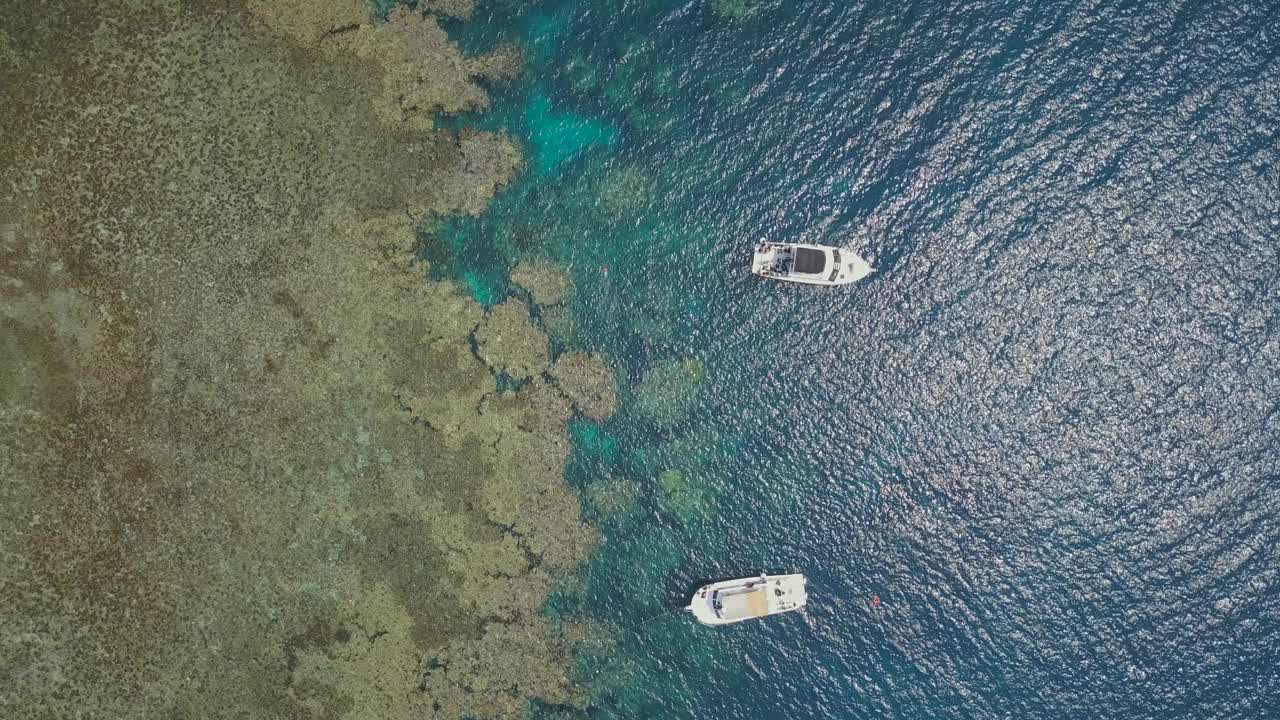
431, 1, 1280, 717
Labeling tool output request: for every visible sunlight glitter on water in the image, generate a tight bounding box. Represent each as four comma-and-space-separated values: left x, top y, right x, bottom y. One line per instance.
439, 1, 1280, 719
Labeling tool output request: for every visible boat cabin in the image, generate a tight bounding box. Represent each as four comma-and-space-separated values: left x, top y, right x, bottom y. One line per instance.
792, 246, 828, 275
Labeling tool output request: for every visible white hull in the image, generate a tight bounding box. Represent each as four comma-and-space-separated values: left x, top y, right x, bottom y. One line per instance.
687, 573, 807, 626
751, 241, 873, 286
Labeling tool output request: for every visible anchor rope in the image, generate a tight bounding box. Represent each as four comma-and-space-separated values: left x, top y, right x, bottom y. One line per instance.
621, 605, 689, 634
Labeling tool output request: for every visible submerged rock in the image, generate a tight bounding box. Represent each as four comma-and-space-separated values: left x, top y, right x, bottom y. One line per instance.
627, 431, 732, 527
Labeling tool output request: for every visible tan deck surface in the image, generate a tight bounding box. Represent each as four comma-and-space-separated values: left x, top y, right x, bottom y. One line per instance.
722, 589, 769, 620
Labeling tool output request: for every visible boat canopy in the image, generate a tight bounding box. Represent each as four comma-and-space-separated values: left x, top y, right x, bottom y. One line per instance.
792, 247, 827, 274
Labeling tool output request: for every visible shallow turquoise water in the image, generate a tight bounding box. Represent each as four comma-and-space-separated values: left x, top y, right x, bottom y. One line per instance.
432, 1, 1280, 718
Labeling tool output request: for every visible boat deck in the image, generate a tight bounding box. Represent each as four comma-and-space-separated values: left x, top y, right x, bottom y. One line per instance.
718, 588, 769, 620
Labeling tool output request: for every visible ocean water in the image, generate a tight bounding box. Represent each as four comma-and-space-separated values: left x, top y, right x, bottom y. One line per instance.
432, 1, 1280, 718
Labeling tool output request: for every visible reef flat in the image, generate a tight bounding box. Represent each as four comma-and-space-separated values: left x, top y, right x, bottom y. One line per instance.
0, 2, 613, 718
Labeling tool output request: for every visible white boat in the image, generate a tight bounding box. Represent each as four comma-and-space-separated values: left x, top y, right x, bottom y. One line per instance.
751, 241, 874, 286
687, 573, 808, 626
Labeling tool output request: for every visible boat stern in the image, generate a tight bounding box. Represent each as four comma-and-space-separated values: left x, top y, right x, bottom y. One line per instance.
750, 241, 777, 277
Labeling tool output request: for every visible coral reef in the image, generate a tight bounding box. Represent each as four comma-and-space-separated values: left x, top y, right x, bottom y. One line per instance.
247, 0, 370, 45
466, 43, 525, 82
540, 305, 579, 345
419, 623, 583, 719
657, 469, 714, 525
0, 32, 17, 83
420, 0, 478, 21
628, 431, 732, 526
322, 7, 522, 132
474, 299, 551, 380
597, 165, 655, 218
550, 351, 617, 421
632, 357, 707, 426
0, 2, 593, 719
710, 0, 763, 22
511, 262, 573, 306
584, 476, 642, 520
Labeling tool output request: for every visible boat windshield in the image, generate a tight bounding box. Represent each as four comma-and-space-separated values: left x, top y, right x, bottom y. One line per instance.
792, 247, 826, 274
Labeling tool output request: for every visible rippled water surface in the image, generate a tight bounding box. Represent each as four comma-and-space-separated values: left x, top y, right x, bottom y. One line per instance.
436, 1, 1280, 717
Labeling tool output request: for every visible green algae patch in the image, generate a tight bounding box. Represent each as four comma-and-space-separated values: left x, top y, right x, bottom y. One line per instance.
632, 357, 707, 426
0, 3, 597, 719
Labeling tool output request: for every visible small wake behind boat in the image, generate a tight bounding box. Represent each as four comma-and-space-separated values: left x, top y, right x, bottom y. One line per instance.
687, 573, 808, 626
751, 241, 873, 286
